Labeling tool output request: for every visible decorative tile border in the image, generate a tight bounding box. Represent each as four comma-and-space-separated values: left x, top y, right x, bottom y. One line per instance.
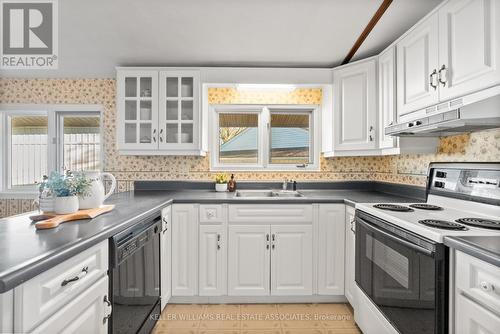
0, 78, 499, 218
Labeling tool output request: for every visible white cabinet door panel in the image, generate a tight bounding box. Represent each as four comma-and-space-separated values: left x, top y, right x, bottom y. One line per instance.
271, 225, 313, 296
317, 204, 346, 295
172, 204, 198, 296
455, 293, 500, 334
31, 276, 109, 334
397, 13, 439, 115
228, 225, 270, 296
378, 46, 398, 149
439, 0, 500, 100
160, 206, 172, 310
344, 206, 356, 307
333, 59, 377, 151
199, 224, 226, 296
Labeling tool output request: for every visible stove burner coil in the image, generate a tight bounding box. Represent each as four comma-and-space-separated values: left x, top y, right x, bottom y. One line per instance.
373, 204, 414, 212
409, 204, 443, 210
455, 218, 500, 230
419, 219, 468, 230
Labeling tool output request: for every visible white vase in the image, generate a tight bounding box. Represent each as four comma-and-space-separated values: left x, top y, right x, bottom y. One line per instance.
39, 196, 55, 213
54, 196, 79, 214
78, 172, 116, 209
215, 183, 227, 192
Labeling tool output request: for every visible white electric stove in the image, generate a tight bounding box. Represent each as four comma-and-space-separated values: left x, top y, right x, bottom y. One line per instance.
353, 162, 500, 334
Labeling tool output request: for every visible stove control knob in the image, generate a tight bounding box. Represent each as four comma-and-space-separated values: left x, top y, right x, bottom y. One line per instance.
436, 171, 447, 178
480, 281, 494, 292
434, 181, 445, 188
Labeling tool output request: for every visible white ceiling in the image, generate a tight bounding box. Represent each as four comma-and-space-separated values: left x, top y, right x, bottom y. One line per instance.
0, 0, 442, 78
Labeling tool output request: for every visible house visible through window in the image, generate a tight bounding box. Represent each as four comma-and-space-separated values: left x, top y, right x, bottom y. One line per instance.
1, 107, 102, 193
212, 106, 318, 170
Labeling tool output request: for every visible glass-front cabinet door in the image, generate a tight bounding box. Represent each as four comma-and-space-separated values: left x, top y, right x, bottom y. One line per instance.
117, 70, 159, 150
158, 70, 199, 151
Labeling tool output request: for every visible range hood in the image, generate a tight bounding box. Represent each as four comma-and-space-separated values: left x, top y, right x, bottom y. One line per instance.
386, 87, 500, 137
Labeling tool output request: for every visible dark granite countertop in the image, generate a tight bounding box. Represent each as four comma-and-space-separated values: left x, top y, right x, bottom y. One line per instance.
0, 186, 424, 293
444, 236, 500, 267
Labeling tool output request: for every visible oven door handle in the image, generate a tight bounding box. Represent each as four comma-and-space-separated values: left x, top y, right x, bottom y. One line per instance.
356, 217, 435, 257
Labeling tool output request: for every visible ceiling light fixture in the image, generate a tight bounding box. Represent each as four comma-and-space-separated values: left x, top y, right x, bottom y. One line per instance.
235, 84, 297, 92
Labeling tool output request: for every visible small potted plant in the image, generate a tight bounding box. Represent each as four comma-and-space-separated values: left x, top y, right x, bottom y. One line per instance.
214, 173, 228, 192
45, 171, 91, 214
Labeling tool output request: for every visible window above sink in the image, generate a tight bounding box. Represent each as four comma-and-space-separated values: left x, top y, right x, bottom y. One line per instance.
210, 104, 320, 171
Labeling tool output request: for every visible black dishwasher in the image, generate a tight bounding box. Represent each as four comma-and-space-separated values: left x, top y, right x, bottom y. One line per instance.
109, 213, 162, 334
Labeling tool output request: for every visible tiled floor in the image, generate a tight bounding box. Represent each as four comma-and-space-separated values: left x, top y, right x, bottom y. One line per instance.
153, 303, 362, 334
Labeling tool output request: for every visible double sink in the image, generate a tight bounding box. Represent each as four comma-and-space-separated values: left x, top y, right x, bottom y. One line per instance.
235, 190, 304, 198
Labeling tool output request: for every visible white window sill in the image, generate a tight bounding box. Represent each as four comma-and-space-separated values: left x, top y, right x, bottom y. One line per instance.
210, 166, 320, 172
0, 191, 38, 199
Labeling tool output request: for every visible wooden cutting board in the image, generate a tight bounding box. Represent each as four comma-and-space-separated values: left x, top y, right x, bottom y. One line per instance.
35, 205, 115, 230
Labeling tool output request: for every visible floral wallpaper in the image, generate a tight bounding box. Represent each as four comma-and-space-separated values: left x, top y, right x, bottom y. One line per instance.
0, 78, 499, 218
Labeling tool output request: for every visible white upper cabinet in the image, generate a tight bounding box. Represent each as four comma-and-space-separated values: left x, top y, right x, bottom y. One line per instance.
378, 47, 398, 149
116, 68, 204, 155
438, 0, 500, 100
159, 70, 200, 151
333, 58, 377, 151
395, 0, 500, 118
117, 70, 159, 151
396, 13, 440, 116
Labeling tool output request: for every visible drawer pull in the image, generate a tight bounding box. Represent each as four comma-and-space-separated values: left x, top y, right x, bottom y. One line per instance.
480, 281, 494, 292
103, 295, 112, 324
61, 266, 89, 286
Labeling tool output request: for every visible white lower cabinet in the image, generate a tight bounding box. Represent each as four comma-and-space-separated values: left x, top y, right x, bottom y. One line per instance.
344, 206, 356, 307
228, 225, 271, 296
271, 225, 313, 296
32, 276, 110, 334
199, 223, 227, 296
317, 204, 346, 295
171, 204, 199, 296
455, 293, 500, 334
160, 206, 172, 310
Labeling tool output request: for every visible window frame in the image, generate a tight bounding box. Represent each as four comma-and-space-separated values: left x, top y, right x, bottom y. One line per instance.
210, 104, 320, 171
0, 104, 103, 197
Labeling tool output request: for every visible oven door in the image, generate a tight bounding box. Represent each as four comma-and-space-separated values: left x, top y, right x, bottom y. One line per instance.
355, 212, 447, 334
111, 225, 161, 334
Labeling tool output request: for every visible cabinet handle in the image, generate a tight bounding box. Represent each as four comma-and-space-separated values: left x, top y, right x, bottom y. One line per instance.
272, 234, 275, 241
217, 233, 221, 250
103, 295, 112, 324
438, 65, 447, 87
61, 266, 88, 286
480, 281, 494, 292
266, 234, 270, 249
369, 135, 373, 142
429, 69, 438, 90
350, 219, 356, 234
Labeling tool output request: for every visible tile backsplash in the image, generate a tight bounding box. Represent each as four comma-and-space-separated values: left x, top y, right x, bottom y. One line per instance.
1, 78, 499, 217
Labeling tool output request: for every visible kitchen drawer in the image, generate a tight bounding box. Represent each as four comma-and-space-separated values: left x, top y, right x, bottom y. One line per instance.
31, 276, 109, 334
455, 251, 500, 313
455, 292, 500, 334
14, 240, 108, 332
199, 204, 226, 224
228, 204, 313, 224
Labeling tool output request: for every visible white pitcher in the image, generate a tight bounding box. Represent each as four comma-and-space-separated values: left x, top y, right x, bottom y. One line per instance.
78, 172, 116, 209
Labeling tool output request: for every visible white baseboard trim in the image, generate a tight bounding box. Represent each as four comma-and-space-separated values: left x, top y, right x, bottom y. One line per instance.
169, 295, 347, 304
